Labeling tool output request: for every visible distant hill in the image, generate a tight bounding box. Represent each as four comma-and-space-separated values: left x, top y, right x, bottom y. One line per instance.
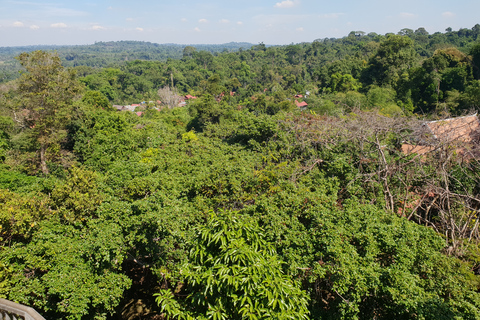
0, 41, 256, 82
0, 41, 256, 62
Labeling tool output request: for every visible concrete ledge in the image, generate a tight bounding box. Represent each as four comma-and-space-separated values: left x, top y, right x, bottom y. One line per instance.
0, 299, 45, 320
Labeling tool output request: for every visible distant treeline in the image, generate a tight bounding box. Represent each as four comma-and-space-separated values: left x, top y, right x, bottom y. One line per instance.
0, 24, 479, 84
0, 41, 255, 82
38, 24, 478, 117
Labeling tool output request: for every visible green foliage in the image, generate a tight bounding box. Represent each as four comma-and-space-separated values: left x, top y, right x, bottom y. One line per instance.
0, 116, 14, 161
81, 91, 110, 110
71, 108, 154, 170
4, 219, 131, 320
0, 189, 50, 243
470, 42, 480, 79
329, 73, 362, 93
378, 103, 404, 117
16, 50, 82, 174
308, 97, 343, 116
3, 27, 480, 320
50, 166, 104, 223
410, 48, 474, 113
461, 80, 480, 108
0, 165, 39, 191
80, 68, 121, 102
302, 201, 480, 320
189, 94, 233, 129
155, 211, 310, 320
366, 86, 397, 107
181, 130, 198, 142
363, 35, 418, 89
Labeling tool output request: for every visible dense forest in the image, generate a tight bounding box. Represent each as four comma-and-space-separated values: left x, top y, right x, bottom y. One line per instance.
0, 41, 255, 83
2, 25, 480, 320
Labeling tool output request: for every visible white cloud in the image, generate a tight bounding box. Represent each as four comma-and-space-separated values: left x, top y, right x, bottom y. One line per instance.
92, 25, 105, 30
126, 18, 133, 22
51, 22, 67, 28
442, 11, 455, 18
194, 27, 201, 32
181, 18, 187, 22
296, 27, 304, 32
399, 12, 417, 19
30, 25, 40, 30
199, 18, 208, 23
13, 21, 24, 27
274, 0, 299, 9
237, 21, 243, 25
136, 27, 143, 31
219, 19, 229, 24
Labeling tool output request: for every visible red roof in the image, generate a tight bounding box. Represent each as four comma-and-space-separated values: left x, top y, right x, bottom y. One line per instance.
425, 115, 480, 144
403, 114, 480, 160
295, 94, 303, 98
230, 91, 235, 96
136, 112, 143, 117
185, 95, 197, 100
295, 100, 308, 107
131, 104, 140, 107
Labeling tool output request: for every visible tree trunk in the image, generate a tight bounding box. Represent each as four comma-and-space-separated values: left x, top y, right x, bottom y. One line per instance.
40, 142, 49, 175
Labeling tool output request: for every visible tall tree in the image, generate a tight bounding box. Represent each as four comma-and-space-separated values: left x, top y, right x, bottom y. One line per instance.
470, 42, 480, 79
362, 35, 418, 89
16, 50, 81, 174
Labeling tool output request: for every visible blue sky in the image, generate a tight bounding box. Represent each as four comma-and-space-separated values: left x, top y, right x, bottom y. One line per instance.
1, 0, 479, 47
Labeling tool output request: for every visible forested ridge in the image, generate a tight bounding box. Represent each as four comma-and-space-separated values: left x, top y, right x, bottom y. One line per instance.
0, 41, 254, 83
1, 25, 480, 319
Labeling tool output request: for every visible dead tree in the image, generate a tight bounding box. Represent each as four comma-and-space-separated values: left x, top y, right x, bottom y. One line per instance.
280, 110, 480, 256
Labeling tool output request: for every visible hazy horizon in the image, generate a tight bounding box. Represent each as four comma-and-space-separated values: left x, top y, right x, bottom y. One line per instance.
1, 0, 479, 47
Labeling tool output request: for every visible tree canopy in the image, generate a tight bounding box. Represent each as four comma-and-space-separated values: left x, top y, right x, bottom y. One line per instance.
1, 25, 480, 320
16, 50, 82, 174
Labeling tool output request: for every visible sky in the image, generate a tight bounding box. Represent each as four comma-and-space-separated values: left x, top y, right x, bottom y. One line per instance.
1, 0, 479, 47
